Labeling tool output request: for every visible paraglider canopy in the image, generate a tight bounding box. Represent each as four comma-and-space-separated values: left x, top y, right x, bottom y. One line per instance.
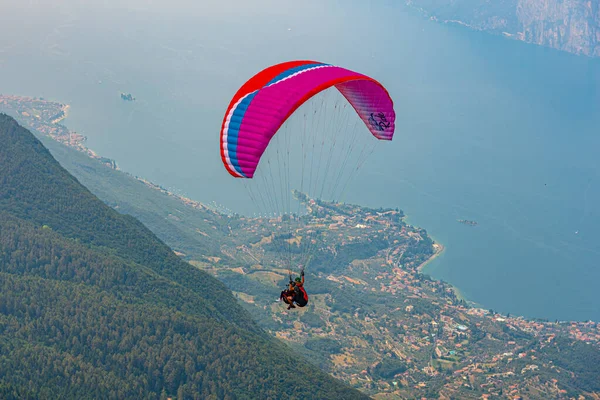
220, 60, 396, 178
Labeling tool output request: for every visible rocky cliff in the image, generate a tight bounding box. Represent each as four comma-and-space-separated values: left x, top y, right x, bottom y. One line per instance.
407, 0, 600, 57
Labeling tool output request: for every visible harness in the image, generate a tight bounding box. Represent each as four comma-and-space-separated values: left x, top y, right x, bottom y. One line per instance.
296, 285, 308, 302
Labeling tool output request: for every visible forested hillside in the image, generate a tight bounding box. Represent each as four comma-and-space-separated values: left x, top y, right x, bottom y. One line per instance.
0, 113, 367, 399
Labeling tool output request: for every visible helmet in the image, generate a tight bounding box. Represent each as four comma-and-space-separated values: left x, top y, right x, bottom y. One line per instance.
295, 277, 302, 282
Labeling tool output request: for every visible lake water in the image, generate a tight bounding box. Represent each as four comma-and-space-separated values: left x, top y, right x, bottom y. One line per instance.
1, 0, 599, 321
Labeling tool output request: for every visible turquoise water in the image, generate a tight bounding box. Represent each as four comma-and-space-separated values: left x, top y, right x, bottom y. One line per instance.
1, 1, 599, 321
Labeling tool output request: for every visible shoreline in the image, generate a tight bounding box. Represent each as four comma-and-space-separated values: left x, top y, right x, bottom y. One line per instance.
50, 104, 70, 124
417, 239, 468, 303
417, 242, 444, 273
404, 212, 471, 304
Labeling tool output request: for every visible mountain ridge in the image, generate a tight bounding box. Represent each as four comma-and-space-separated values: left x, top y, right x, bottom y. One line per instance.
406, 0, 600, 57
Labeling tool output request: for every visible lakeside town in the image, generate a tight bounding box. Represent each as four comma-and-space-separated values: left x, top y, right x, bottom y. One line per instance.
208, 194, 600, 398
0, 95, 118, 169
1, 94, 599, 399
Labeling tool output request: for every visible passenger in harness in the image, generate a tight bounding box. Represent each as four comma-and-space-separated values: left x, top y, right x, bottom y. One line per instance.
280, 269, 308, 310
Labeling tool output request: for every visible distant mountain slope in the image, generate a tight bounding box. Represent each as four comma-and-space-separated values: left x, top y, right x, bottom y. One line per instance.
407, 0, 600, 57
33, 126, 231, 264
0, 113, 368, 399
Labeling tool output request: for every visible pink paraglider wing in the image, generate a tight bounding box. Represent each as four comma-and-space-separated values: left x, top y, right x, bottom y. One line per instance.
220, 60, 395, 178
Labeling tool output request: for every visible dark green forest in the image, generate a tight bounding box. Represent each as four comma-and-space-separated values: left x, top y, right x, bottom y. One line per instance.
0, 114, 367, 399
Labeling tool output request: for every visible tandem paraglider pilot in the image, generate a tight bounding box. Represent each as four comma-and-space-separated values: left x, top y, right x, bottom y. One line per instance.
280, 269, 308, 310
